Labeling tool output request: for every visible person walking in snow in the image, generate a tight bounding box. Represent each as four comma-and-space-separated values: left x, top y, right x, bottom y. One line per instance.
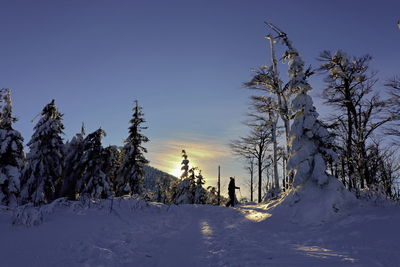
226, 177, 240, 207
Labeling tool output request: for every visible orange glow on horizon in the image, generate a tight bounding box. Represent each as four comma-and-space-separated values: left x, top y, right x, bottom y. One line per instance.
148, 137, 229, 184
169, 160, 200, 178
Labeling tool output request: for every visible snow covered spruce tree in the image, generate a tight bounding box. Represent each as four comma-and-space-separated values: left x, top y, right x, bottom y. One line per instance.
172, 154, 197, 204
60, 124, 86, 200
194, 170, 207, 204
180, 149, 189, 179
154, 176, 172, 204
21, 100, 64, 205
280, 40, 351, 222
75, 128, 111, 199
206, 186, 219, 205
102, 145, 122, 193
245, 24, 312, 191
172, 179, 193, 204
0, 89, 25, 206
117, 100, 149, 196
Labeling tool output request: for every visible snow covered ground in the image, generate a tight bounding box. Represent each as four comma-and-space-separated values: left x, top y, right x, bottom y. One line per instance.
1, 198, 399, 267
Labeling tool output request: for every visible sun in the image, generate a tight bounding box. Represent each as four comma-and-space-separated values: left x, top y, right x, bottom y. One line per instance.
170, 165, 182, 178
169, 161, 197, 178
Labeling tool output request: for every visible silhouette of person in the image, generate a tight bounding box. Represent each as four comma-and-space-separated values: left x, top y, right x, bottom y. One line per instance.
226, 177, 240, 207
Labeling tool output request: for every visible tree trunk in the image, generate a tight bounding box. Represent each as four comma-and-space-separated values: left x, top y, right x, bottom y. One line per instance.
270, 113, 279, 190
341, 155, 347, 187
334, 162, 338, 179
250, 161, 254, 202
217, 165, 220, 205
346, 103, 355, 189
258, 156, 262, 203
282, 156, 286, 191
267, 35, 290, 188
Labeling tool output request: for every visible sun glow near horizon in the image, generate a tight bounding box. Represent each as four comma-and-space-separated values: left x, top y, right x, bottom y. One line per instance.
167, 153, 200, 179
170, 165, 182, 178
169, 161, 199, 179
147, 137, 232, 184
145, 136, 254, 199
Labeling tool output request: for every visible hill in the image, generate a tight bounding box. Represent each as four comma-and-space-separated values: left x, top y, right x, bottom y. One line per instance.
143, 165, 177, 191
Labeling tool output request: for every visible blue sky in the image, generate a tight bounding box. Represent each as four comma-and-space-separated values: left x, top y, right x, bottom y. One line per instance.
0, 0, 399, 197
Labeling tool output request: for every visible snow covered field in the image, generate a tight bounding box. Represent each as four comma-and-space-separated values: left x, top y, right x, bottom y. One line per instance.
1, 198, 399, 267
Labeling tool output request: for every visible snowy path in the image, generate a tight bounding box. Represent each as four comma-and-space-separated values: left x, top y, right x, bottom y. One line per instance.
1, 200, 400, 266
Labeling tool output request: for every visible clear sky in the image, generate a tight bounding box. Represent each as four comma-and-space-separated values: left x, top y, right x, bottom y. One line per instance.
0, 0, 399, 198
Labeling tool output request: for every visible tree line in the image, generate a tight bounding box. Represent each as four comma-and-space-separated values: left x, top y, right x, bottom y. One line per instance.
0, 92, 218, 207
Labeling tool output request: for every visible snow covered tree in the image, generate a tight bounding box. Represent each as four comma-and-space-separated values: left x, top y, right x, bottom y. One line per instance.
60, 124, 86, 200
287, 90, 336, 187
172, 179, 194, 204
285, 33, 337, 186
0, 89, 25, 206
280, 44, 352, 222
194, 170, 207, 204
172, 167, 197, 204
171, 151, 197, 204
284, 86, 351, 221
117, 100, 149, 196
180, 150, 189, 179
154, 175, 172, 204
244, 24, 314, 190
76, 128, 111, 199
21, 100, 64, 205
102, 145, 122, 194
206, 186, 218, 205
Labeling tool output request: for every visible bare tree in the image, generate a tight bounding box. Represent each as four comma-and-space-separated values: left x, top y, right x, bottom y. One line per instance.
249, 96, 280, 191
230, 121, 272, 203
318, 50, 392, 189
367, 141, 400, 197
386, 76, 400, 142
231, 156, 257, 202
245, 156, 255, 202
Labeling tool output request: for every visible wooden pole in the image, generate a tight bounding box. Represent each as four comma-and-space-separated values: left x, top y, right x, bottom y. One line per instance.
217, 165, 221, 205
250, 160, 253, 202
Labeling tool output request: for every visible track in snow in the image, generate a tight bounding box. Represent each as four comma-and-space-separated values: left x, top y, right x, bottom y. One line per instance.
1, 200, 399, 266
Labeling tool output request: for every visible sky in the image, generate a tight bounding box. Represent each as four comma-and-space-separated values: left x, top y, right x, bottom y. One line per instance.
0, 0, 399, 199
